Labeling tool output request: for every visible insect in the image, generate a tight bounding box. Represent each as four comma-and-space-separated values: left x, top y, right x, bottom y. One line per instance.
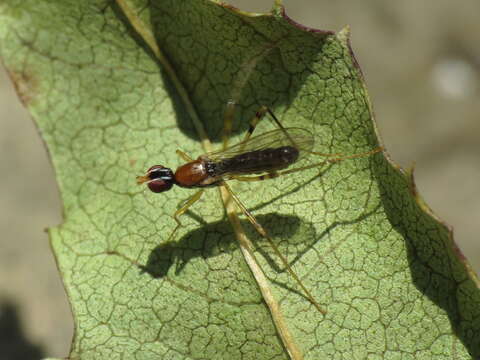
136, 105, 383, 314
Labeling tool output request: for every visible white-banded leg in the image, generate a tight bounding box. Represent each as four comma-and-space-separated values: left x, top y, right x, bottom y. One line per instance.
223, 102, 269, 150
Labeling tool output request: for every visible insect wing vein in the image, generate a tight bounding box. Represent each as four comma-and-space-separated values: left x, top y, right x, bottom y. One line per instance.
205, 128, 314, 163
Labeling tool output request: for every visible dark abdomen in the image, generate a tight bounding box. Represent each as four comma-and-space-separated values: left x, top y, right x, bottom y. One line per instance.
214, 146, 299, 175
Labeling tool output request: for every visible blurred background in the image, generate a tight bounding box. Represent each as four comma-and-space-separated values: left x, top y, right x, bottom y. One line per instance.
1, 0, 479, 357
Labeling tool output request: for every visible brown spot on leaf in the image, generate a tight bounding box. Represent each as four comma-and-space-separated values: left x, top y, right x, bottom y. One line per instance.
6, 69, 37, 106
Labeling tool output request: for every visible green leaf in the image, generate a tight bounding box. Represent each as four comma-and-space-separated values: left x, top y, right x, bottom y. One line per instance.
1, 0, 479, 359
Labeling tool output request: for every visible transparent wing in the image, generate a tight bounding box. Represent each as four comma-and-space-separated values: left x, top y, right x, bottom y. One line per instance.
205, 127, 314, 162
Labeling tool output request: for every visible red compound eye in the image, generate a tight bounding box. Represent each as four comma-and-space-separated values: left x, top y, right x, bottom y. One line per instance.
137, 165, 175, 193
147, 178, 174, 193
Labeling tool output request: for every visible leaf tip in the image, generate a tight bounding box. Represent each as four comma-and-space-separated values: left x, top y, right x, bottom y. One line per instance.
337, 25, 351, 44
278, 8, 334, 35
405, 163, 435, 215
405, 163, 454, 235
271, 0, 284, 15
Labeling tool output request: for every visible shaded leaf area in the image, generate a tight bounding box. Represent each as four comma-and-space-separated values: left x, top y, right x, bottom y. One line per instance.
0, 0, 479, 359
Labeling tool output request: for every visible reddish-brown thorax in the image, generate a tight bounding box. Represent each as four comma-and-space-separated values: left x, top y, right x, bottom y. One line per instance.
174, 160, 208, 187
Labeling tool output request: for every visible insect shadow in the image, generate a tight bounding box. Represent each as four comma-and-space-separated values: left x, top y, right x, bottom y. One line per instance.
138, 213, 318, 282
137, 164, 334, 280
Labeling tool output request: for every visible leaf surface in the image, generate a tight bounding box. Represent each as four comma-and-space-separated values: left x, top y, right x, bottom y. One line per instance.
0, 0, 479, 359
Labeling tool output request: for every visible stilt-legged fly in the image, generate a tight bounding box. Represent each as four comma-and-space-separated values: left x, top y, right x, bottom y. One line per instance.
136, 106, 383, 314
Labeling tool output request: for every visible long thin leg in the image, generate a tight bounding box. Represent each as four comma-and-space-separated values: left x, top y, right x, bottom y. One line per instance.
167, 190, 205, 243
222, 181, 326, 314
222, 100, 237, 150
237, 106, 269, 152
223, 103, 270, 151
263, 107, 351, 158
106, 190, 204, 272
176, 149, 193, 162
231, 105, 300, 154
224, 104, 299, 154
244, 106, 333, 155
230, 146, 383, 182
258, 106, 301, 149
222, 43, 276, 150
